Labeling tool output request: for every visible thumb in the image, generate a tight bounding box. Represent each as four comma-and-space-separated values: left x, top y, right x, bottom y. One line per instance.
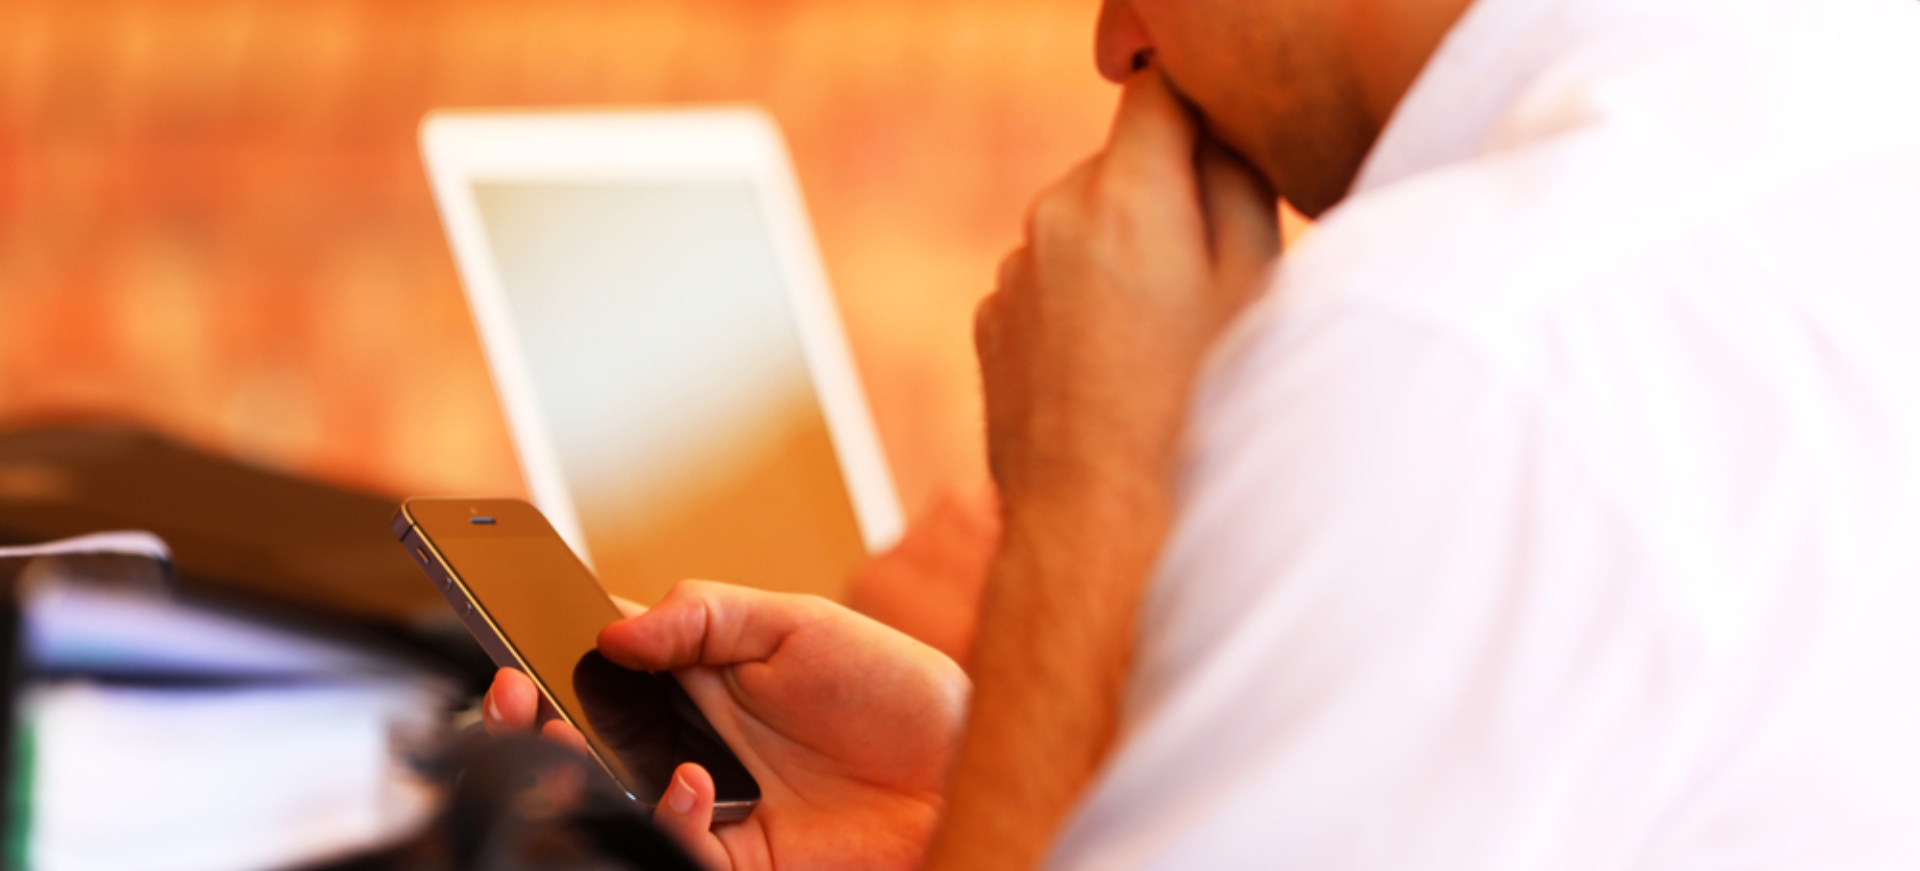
651, 763, 732, 869
600, 580, 818, 672
1197, 137, 1280, 300
1102, 68, 1200, 184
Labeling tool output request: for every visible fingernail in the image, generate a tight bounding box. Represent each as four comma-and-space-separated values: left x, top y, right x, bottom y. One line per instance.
484, 693, 501, 724
667, 771, 696, 814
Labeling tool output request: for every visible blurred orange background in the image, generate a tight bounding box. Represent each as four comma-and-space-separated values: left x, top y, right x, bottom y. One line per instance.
0, 0, 1120, 510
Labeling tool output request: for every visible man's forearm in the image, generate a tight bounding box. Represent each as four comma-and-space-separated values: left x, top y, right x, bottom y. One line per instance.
923, 473, 1172, 871
931, 66, 1277, 871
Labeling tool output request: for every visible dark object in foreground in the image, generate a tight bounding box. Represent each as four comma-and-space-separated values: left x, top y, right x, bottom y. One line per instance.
0, 424, 441, 623
0, 423, 490, 681
314, 735, 705, 871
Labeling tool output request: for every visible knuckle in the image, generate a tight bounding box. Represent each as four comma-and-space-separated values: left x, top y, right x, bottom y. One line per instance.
994, 249, 1022, 289
973, 293, 1000, 352
1027, 157, 1162, 258
666, 578, 714, 602
1026, 165, 1093, 239
1088, 162, 1154, 220
1022, 196, 1060, 241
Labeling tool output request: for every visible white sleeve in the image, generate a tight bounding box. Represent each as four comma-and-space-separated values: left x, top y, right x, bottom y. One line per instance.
1044, 303, 1677, 871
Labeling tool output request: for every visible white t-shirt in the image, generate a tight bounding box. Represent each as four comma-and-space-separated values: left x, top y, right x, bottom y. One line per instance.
1049, 0, 1920, 868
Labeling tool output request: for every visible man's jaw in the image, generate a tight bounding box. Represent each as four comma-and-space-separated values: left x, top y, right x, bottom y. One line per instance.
1153, 70, 1287, 198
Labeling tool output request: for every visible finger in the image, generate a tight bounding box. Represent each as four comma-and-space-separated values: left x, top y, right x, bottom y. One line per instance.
598, 580, 821, 672
1196, 138, 1280, 290
977, 248, 1030, 363
539, 718, 591, 756
915, 482, 1003, 581
973, 288, 1001, 365
484, 668, 541, 736
1101, 68, 1200, 185
994, 247, 1023, 294
934, 479, 1002, 540
651, 763, 731, 869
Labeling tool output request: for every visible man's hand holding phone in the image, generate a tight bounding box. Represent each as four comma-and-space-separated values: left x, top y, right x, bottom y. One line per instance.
484, 581, 970, 871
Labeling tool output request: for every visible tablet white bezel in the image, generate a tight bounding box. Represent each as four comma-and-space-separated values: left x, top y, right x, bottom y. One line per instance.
420, 108, 904, 564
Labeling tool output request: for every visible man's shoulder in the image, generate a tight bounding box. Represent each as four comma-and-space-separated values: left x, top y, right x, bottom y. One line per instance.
1244, 0, 1920, 382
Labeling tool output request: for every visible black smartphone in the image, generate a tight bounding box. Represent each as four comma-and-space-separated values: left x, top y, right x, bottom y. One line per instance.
392, 497, 760, 821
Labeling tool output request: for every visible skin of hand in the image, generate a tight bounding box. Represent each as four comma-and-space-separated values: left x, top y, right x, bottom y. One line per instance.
846, 480, 1002, 665
975, 70, 1278, 504
482, 582, 970, 871
923, 68, 1279, 871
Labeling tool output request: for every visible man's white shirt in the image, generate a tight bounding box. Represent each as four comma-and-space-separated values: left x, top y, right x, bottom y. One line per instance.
1049, 0, 1920, 868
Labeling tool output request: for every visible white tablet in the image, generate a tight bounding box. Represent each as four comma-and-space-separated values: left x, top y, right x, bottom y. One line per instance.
421, 108, 903, 604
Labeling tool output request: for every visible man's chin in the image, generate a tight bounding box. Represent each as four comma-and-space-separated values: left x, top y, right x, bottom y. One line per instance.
1146, 67, 1290, 209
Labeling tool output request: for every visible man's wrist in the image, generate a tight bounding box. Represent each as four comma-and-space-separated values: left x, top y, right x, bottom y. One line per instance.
992, 431, 1179, 519
925, 464, 1173, 871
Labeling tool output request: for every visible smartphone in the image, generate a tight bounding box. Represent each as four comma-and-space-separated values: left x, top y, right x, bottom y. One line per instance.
392, 497, 760, 821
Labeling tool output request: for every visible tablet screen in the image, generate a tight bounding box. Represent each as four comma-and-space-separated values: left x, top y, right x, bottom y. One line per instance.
469, 181, 868, 604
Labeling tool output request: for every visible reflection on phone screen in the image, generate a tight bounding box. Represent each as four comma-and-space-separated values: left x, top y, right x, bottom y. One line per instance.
572, 651, 760, 805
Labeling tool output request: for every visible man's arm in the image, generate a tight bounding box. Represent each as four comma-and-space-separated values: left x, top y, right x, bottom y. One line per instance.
925, 69, 1279, 871
479, 68, 1273, 871
930, 476, 1172, 868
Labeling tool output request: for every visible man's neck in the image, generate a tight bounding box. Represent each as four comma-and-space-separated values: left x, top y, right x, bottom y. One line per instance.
1349, 0, 1482, 140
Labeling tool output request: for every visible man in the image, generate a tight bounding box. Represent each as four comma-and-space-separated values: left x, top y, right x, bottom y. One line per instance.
490, 0, 1920, 867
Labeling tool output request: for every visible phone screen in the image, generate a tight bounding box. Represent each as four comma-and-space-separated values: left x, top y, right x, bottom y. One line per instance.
406, 499, 759, 808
